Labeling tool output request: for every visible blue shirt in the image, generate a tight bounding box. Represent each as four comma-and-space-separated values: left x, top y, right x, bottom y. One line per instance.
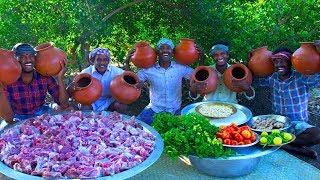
255, 70, 320, 122
81, 65, 124, 111
137, 61, 193, 113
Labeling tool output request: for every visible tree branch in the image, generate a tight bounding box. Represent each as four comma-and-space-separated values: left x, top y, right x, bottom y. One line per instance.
102, 0, 146, 22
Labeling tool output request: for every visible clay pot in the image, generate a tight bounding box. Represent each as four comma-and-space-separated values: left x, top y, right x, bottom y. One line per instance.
292, 42, 320, 75
0, 49, 21, 85
131, 41, 156, 68
174, 38, 199, 65
248, 46, 274, 77
223, 63, 253, 93
71, 73, 103, 105
35, 42, 67, 76
190, 66, 218, 95
110, 71, 141, 104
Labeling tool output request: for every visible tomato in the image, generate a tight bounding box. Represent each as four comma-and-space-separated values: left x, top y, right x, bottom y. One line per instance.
244, 139, 252, 144
221, 132, 231, 139
231, 140, 238, 145
216, 132, 223, 138
223, 139, 231, 145
239, 125, 250, 131
241, 130, 252, 139
234, 133, 244, 142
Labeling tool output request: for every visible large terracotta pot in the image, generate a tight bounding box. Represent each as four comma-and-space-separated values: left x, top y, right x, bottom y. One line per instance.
131, 41, 156, 68
223, 63, 253, 93
110, 71, 141, 104
248, 46, 274, 77
71, 73, 102, 105
190, 66, 218, 95
0, 49, 21, 85
174, 38, 199, 65
35, 42, 67, 76
292, 42, 320, 75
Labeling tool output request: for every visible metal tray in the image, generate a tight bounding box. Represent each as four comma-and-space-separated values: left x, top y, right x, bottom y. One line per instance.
181, 101, 252, 127
247, 114, 292, 133
195, 102, 237, 119
0, 111, 164, 180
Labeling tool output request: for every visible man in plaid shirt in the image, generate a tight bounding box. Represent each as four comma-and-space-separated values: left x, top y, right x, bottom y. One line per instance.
236, 44, 320, 158
0, 43, 69, 124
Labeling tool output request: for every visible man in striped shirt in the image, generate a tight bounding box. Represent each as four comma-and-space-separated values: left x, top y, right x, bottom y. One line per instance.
252, 46, 320, 158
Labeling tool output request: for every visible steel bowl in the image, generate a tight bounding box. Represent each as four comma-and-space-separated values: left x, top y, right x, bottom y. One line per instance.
181, 101, 253, 127
180, 146, 279, 178
0, 111, 164, 180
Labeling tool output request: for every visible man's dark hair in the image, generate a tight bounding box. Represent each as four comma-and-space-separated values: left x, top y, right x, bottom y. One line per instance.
12, 43, 36, 57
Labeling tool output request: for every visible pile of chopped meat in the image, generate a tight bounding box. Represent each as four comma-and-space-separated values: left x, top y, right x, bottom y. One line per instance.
0, 111, 155, 178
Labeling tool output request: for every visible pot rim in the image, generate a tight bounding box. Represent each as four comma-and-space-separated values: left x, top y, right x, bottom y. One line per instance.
73, 73, 93, 91
193, 66, 211, 82
230, 64, 249, 81
121, 71, 139, 87
180, 38, 195, 42
299, 41, 315, 44
135, 41, 151, 48
35, 42, 54, 52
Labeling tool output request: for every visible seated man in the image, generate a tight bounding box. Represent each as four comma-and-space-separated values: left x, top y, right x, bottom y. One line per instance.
126, 38, 201, 125
243, 46, 320, 158
0, 43, 69, 125
190, 42, 254, 102
68, 47, 127, 112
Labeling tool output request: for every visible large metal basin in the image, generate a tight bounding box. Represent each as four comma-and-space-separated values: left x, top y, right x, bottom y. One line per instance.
181, 146, 279, 178
0, 111, 164, 180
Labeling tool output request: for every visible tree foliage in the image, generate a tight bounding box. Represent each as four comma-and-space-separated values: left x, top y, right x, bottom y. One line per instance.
0, 0, 319, 71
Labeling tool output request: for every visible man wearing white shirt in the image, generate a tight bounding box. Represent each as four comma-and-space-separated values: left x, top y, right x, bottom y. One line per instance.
128, 38, 195, 125
68, 47, 126, 112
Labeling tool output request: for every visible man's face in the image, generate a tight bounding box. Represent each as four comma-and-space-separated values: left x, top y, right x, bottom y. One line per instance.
93, 54, 109, 74
212, 50, 229, 66
18, 53, 35, 73
158, 44, 173, 62
272, 58, 291, 76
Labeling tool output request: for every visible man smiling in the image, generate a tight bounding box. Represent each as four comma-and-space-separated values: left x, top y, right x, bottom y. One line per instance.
0, 43, 69, 124
68, 47, 127, 112
126, 38, 201, 125
252, 47, 320, 158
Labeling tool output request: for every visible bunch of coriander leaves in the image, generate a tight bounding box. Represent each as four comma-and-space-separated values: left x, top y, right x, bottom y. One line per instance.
152, 112, 234, 158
